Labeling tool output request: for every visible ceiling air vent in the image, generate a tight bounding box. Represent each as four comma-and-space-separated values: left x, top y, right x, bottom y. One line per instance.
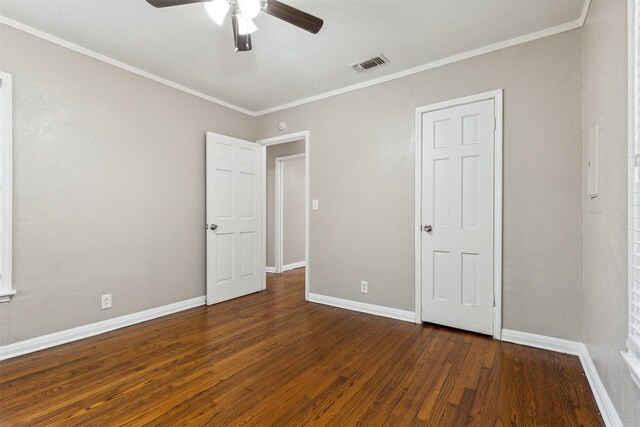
350, 54, 390, 73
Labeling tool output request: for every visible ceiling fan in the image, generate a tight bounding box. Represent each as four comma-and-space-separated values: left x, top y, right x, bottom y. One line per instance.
146, 0, 323, 52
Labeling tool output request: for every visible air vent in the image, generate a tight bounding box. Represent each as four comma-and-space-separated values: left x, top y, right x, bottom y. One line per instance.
350, 54, 390, 73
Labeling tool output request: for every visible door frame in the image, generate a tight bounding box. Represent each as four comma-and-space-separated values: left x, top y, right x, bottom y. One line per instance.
275, 153, 306, 274
414, 90, 503, 339
256, 131, 310, 300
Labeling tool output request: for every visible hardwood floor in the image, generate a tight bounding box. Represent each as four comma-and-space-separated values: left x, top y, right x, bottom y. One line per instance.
0, 268, 602, 426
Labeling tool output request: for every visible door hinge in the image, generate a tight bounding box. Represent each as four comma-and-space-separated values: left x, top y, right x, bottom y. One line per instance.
493, 117, 497, 131
493, 293, 496, 307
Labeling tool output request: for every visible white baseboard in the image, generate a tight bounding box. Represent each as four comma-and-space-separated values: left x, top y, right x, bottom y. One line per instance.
579, 348, 624, 427
502, 329, 622, 427
0, 296, 206, 361
501, 329, 584, 355
265, 262, 305, 274
308, 293, 415, 323
282, 261, 305, 272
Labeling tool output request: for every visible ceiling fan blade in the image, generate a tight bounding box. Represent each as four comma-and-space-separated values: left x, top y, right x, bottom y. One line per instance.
146, 0, 208, 8
232, 14, 253, 52
263, 0, 323, 34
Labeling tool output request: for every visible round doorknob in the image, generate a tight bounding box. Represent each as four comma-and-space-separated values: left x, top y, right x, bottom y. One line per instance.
210, 224, 218, 231
423, 225, 432, 233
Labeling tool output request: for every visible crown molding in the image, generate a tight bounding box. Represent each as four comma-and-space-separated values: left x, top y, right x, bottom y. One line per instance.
579, 0, 592, 26
1, 0, 591, 117
254, 0, 591, 116
0, 15, 255, 117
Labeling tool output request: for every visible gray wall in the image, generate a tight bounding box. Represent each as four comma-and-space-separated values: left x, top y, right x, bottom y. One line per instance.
0, 22, 586, 346
582, 1, 640, 425
265, 140, 305, 268
282, 157, 305, 266
0, 25, 255, 345
3, 9, 638, 421
256, 29, 584, 341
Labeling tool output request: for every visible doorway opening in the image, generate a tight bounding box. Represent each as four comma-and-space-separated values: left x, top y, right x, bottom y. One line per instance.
257, 131, 310, 300
274, 153, 306, 274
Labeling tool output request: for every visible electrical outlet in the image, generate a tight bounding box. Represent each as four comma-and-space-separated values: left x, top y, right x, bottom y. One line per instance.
312, 199, 319, 210
360, 281, 368, 294
101, 294, 112, 310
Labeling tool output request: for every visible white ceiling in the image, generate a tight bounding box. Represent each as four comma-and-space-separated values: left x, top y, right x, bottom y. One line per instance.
0, 0, 587, 114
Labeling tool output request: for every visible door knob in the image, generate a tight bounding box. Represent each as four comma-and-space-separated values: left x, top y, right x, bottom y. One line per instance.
423, 225, 432, 232
210, 224, 218, 231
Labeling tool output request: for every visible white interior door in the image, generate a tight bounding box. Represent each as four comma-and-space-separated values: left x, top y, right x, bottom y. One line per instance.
421, 99, 495, 335
206, 132, 263, 305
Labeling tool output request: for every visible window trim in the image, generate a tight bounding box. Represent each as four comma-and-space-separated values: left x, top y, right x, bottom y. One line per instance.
625, 0, 640, 388
0, 71, 14, 303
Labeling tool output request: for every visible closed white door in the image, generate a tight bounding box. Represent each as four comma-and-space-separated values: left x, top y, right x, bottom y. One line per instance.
421, 99, 495, 335
206, 132, 263, 305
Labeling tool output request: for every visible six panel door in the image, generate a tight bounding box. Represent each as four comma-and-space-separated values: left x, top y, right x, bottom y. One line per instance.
206, 132, 263, 305
421, 99, 495, 335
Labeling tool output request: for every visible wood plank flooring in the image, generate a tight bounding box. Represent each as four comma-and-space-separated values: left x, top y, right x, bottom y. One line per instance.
0, 268, 603, 426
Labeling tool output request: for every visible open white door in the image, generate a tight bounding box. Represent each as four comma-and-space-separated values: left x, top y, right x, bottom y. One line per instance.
421, 99, 496, 335
206, 132, 263, 305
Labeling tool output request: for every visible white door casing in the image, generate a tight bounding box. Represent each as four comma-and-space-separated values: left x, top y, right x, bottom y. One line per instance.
275, 153, 306, 273
418, 94, 500, 336
206, 132, 263, 305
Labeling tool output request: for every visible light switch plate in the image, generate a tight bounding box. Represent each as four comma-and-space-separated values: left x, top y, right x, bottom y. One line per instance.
312, 199, 319, 210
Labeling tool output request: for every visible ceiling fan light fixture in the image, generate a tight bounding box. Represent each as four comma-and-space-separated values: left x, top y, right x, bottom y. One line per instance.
205, 0, 230, 25
236, 15, 258, 35
238, 0, 261, 19
146, 0, 323, 52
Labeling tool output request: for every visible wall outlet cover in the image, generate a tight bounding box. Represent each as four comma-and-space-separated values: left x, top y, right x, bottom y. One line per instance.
360, 281, 368, 294
101, 294, 112, 310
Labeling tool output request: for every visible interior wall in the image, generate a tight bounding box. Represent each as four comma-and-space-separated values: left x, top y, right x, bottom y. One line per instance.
282, 157, 305, 267
0, 14, 589, 352
265, 140, 305, 268
581, 1, 640, 425
256, 29, 584, 341
0, 25, 255, 345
